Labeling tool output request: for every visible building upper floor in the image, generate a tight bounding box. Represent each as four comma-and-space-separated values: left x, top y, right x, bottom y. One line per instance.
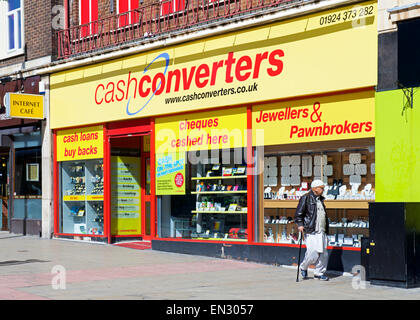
1, 0, 420, 79
0, 0, 61, 72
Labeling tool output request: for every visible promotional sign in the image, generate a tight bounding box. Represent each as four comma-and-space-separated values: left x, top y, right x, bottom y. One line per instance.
156, 152, 186, 195
252, 90, 375, 146
50, 1, 377, 129
111, 156, 141, 235
155, 107, 247, 154
56, 125, 104, 161
4, 93, 44, 119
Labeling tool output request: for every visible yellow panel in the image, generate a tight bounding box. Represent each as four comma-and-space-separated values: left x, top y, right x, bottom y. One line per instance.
204, 35, 236, 51
174, 42, 205, 58
102, 60, 123, 73
51, 73, 66, 85
234, 26, 270, 45
268, 19, 308, 39
146, 48, 175, 65
122, 53, 147, 69
65, 69, 84, 81
83, 65, 103, 78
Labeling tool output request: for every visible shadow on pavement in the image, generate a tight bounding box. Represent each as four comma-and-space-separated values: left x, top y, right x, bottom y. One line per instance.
0, 259, 50, 267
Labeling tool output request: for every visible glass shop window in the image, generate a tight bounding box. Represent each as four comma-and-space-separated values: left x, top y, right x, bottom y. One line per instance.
158, 147, 249, 242
260, 141, 374, 247
14, 147, 42, 196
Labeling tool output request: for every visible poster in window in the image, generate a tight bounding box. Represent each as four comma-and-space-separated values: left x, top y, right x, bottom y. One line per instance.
26, 163, 39, 182
156, 152, 185, 195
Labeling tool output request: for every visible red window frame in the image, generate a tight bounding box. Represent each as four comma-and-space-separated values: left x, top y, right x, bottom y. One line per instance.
79, 0, 98, 37
117, 0, 140, 27
160, 0, 186, 16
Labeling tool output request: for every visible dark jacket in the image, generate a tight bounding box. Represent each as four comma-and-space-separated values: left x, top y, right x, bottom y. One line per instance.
294, 190, 329, 234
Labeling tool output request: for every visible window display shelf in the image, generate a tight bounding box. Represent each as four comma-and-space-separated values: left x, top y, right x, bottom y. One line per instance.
192, 238, 247, 242
191, 210, 247, 214
264, 222, 368, 229
86, 195, 104, 201
264, 199, 370, 209
191, 176, 247, 180
63, 195, 86, 201
63, 195, 104, 201
14, 195, 42, 199
329, 225, 369, 229
192, 191, 247, 195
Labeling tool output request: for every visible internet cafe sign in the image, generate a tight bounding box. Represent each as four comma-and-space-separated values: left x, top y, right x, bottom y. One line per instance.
3, 93, 44, 119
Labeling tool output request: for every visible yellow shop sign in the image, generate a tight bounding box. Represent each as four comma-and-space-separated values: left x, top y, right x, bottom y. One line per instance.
50, 1, 377, 129
4, 93, 44, 119
155, 107, 247, 153
253, 90, 375, 146
56, 125, 104, 161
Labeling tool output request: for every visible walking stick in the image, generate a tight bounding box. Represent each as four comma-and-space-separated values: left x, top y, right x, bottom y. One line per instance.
296, 231, 303, 282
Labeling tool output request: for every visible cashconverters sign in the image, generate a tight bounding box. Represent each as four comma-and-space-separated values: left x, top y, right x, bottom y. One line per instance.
50, 1, 377, 129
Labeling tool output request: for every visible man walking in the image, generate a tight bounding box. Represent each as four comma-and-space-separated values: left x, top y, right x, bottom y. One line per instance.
294, 179, 329, 281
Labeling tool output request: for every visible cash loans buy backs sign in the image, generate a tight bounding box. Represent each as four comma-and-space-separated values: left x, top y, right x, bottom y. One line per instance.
49, 1, 377, 129
57, 126, 104, 161
253, 90, 375, 146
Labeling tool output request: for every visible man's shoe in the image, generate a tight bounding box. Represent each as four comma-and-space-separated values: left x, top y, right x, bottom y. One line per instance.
314, 274, 329, 281
301, 269, 308, 279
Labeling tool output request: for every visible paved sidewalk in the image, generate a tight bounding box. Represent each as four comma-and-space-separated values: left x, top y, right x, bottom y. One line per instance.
0, 232, 419, 300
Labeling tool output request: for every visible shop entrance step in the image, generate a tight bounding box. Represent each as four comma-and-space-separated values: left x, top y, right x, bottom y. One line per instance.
113, 241, 151, 250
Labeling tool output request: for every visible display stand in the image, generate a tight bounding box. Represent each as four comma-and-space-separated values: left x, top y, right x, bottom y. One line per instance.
190, 160, 248, 241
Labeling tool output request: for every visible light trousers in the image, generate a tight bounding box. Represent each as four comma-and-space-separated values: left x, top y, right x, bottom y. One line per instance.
300, 232, 329, 276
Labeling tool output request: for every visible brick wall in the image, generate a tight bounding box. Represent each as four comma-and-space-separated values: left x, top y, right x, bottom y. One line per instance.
0, 55, 25, 68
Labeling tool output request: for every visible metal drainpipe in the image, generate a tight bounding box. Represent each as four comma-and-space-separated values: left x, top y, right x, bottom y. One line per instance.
64, 0, 69, 29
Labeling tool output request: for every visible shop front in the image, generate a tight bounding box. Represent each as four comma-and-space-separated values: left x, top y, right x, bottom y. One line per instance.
0, 76, 45, 236
50, 0, 377, 271
53, 120, 155, 242
152, 89, 375, 271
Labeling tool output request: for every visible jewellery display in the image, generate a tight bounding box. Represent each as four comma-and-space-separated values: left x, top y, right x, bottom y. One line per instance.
263, 147, 373, 247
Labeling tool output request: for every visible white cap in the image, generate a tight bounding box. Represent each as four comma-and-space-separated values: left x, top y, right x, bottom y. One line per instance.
311, 179, 325, 188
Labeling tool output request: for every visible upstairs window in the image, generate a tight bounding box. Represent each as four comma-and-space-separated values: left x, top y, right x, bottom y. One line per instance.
79, 0, 98, 36
117, 0, 139, 27
7, 0, 23, 52
161, 0, 186, 16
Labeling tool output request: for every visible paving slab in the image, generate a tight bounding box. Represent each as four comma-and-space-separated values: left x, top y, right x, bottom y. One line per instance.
0, 232, 419, 300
